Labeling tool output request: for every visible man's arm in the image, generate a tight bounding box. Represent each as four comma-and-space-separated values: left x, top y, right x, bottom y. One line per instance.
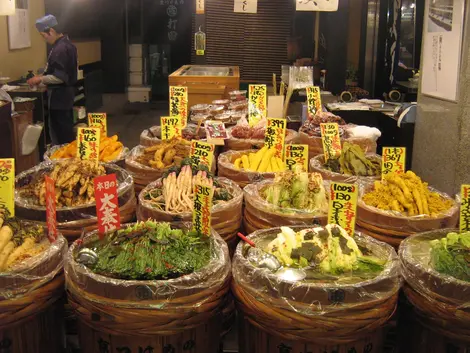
41, 75, 64, 85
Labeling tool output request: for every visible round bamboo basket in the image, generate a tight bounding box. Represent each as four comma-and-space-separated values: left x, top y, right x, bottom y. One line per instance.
140, 124, 207, 147
65, 225, 231, 353
0, 234, 67, 353
243, 181, 328, 234
309, 154, 381, 183
299, 130, 378, 160
137, 177, 243, 255
357, 185, 459, 248
232, 226, 400, 352
15, 163, 136, 244
224, 128, 298, 152
400, 229, 470, 344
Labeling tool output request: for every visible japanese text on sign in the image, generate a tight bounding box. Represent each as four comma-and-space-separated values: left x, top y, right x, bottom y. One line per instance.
320, 123, 342, 162
77, 128, 101, 161
306, 86, 322, 117
285, 144, 308, 171
160, 116, 182, 140
0, 159, 15, 217
196, 0, 204, 13
264, 118, 286, 159
328, 182, 358, 236
94, 174, 120, 238
382, 147, 406, 179
45, 176, 57, 242
248, 84, 267, 125
192, 184, 212, 237
234, 0, 258, 13
460, 185, 470, 233
88, 113, 107, 136
190, 140, 215, 169
169, 86, 188, 128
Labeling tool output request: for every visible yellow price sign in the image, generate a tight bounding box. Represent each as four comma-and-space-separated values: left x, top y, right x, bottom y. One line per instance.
264, 118, 287, 159
248, 84, 267, 125
320, 123, 342, 162
192, 184, 213, 237
328, 182, 358, 236
382, 147, 406, 179
0, 159, 15, 217
285, 144, 309, 171
160, 116, 182, 140
169, 86, 188, 128
190, 140, 215, 169
460, 185, 470, 232
306, 86, 322, 117
76, 127, 101, 161
88, 113, 107, 136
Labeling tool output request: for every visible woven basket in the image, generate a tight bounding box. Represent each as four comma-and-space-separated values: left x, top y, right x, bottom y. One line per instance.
65, 226, 231, 353
232, 226, 400, 351
224, 128, 298, 152
137, 177, 243, 255
140, 124, 207, 147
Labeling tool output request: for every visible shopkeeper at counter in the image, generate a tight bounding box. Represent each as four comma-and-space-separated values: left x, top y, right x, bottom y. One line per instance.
27, 14, 78, 145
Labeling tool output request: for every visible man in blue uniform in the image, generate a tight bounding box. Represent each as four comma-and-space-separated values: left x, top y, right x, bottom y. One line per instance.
27, 15, 78, 145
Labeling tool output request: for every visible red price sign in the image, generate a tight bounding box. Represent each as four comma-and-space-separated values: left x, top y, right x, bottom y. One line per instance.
45, 176, 57, 242
94, 174, 120, 238
328, 182, 358, 236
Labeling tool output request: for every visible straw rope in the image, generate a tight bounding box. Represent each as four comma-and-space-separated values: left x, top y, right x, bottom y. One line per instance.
232, 279, 398, 345
0, 273, 64, 330
66, 276, 230, 337
403, 284, 470, 343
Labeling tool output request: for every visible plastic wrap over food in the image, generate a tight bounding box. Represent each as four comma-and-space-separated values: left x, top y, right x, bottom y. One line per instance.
232, 226, 401, 316
309, 154, 381, 183
399, 229, 470, 307
225, 125, 298, 151
44, 143, 130, 166
65, 223, 230, 308
0, 233, 67, 300
140, 124, 207, 147
15, 161, 134, 225
357, 180, 459, 233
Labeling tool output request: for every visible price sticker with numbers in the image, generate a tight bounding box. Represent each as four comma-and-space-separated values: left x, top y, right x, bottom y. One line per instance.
264, 118, 287, 159
285, 144, 308, 171
169, 86, 188, 128
320, 123, 342, 162
248, 84, 267, 125
328, 182, 358, 236
160, 116, 182, 140
190, 140, 215, 169
88, 113, 107, 135
0, 159, 15, 217
77, 127, 101, 161
306, 86, 322, 117
382, 147, 406, 178
192, 184, 213, 237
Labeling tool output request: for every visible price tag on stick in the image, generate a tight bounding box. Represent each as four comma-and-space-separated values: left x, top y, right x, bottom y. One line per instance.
0, 158, 15, 217
88, 113, 108, 136
248, 84, 267, 125
460, 185, 470, 232
320, 123, 342, 162
192, 184, 213, 237
328, 182, 358, 236
306, 86, 322, 117
45, 176, 57, 242
285, 144, 309, 171
190, 140, 215, 169
382, 147, 406, 179
94, 174, 121, 239
161, 116, 182, 140
169, 86, 188, 128
264, 118, 287, 159
77, 127, 101, 161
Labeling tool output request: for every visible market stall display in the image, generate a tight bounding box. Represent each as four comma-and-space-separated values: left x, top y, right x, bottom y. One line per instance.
137, 164, 243, 253
310, 142, 381, 183
232, 224, 400, 352
243, 170, 328, 233
15, 159, 136, 243
400, 230, 470, 349
189, 101, 247, 126
66, 221, 230, 353
0, 213, 67, 353
140, 124, 207, 147
357, 171, 458, 247
299, 111, 379, 158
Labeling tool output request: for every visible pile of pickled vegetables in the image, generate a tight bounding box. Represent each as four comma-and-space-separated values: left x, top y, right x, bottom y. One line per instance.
135, 139, 190, 170
300, 111, 346, 137
363, 171, 454, 216
230, 117, 267, 139
324, 142, 381, 177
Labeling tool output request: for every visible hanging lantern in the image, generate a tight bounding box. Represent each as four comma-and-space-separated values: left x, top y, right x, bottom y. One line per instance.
195, 26, 206, 56
0, 0, 15, 16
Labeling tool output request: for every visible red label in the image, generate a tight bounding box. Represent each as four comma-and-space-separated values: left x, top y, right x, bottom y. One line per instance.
94, 174, 120, 238
45, 176, 57, 242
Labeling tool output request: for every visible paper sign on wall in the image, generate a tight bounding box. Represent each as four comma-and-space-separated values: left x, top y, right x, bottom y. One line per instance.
190, 140, 215, 169
196, 0, 204, 14
328, 182, 358, 236
45, 176, 57, 242
320, 123, 342, 162
76, 128, 101, 161
248, 84, 267, 125
264, 118, 286, 159
193, 184, 213, 237
88, 113, 107, 136
161, 116, 182, 140
234, 0, 257, 13
382, 147, 406, 179
285, 145, 309, 171
0, 159, 15, 217
169, 86, 188, 128
94, 174, 120, 238
306, 86, 322, 117
296, 0, 339, 11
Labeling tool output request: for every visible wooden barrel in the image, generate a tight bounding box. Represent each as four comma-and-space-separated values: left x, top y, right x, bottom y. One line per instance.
66, 226, 231, 353
243, 181, 328, 234
140, 124, 207, 147
0, 235, 67, 353
15, 162, 136, 244
224, 128, 298, 152
399, 230, 470, 346
309, 153, 381, 183
137, 177, 243, 255
232, 226, 400, 352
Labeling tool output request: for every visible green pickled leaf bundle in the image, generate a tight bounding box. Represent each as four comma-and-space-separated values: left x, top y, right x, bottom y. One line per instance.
324, 142, 381, 177
430, 232, 470, 282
